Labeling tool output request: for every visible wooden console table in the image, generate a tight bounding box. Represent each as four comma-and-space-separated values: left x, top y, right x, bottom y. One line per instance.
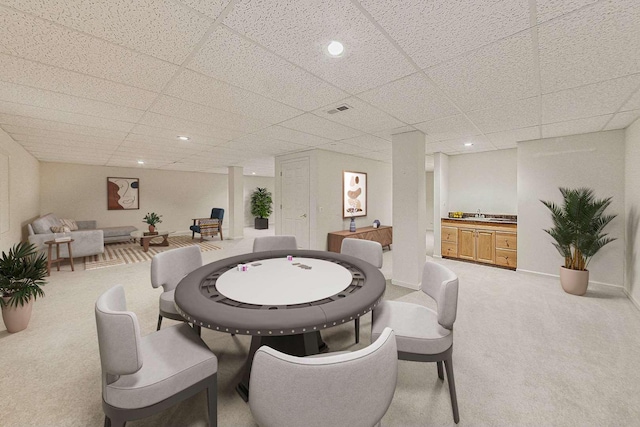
327, 226, 393, 253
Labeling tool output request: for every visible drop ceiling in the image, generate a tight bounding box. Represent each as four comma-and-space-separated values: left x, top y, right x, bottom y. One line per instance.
0, 0, 638, 177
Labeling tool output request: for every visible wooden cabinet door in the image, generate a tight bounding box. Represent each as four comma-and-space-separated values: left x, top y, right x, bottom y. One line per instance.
476, 230, 495, 264
458, 229, 476, 260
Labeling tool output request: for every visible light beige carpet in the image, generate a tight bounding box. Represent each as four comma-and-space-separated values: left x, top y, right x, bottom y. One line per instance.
84, 235, 221, 270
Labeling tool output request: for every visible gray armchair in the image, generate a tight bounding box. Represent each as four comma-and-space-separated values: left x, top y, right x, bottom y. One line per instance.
371, 261, 460, 423
249, 327, 398, 427
252, 235, 297, 252
340, 238, 383, 344
95, 285, 218, 427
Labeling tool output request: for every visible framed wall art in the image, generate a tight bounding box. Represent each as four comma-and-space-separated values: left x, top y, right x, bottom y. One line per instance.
343, 171, 367, 218
107, 177, 139, 210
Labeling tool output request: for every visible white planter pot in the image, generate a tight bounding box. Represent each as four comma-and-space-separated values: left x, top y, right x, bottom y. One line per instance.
559, 266, 589, 296
1, 297, 34, 333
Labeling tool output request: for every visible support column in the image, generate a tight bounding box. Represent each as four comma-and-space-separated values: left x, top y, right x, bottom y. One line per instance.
433, 153, 449, 257
228, 166, 244, 239
392, 130, 427, 289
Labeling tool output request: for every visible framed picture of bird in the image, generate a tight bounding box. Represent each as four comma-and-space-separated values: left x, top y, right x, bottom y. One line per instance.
343, 171, 367, 218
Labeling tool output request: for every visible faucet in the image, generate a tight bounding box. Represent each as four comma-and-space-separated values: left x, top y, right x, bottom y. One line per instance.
476, 209, 481, 218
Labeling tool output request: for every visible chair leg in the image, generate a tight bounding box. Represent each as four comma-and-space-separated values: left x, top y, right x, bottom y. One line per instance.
437, 361, 444, 380
354, 318, 360, 344
194, 325, 201, 336
444, 357, 460, 424
192, 231, 195, 239
104, 416, 110, 427
219, 229, 223, 241
207, 376, 218, 427
156, 315, 163, 331
105, 415, 125, 427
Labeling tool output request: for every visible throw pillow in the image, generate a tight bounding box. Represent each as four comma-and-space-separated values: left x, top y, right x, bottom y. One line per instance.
50, 225, 71, 233
59, 218, 79, 231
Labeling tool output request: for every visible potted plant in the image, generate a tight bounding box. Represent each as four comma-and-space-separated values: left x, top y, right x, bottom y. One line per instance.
143, 212, 162, 233
0, 242, 47, 333
251, 187, 273, 230
541, 187, 617, 296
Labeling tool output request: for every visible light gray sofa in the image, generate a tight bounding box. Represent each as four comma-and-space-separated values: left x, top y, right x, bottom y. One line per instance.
27, 213, 138, 258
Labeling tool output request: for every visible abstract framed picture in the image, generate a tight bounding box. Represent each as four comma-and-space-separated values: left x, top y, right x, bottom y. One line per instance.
107, 177, 139, 210
343, 171, 367, 218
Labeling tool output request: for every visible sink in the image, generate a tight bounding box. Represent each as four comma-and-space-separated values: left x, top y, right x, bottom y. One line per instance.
487, 218, 516, 223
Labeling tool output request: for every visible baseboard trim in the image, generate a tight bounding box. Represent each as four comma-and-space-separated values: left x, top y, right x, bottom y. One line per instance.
391, 279, 421, 290
515, 268, 623, 289
623, 288, 640, 312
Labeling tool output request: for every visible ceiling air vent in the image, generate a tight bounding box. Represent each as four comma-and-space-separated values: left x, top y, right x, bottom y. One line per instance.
327, 104, 351, 114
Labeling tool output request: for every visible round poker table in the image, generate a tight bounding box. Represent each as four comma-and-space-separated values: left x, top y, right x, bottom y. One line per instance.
174, 249, 386, 401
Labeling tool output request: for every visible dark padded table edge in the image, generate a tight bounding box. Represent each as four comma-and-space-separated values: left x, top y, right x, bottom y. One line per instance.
174, 250, 386, 336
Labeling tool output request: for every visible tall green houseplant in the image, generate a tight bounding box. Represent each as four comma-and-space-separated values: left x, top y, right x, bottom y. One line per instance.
0, 242, 48, 332
541, 187, 616, 295
251, 187, 273, 230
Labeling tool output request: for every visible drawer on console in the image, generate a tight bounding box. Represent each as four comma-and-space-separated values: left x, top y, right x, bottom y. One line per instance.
495, 249, 517, 268
441, 226, 458, 243
441, 242, 458, 258
495, 232, 517, 250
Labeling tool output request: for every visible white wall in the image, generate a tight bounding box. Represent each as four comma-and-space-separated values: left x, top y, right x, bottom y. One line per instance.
448, 148, 517, 214
0, 128, 40, 252
314, 150, 392, 251
426, 172, 434, 230
39, 162, 229, 235
518, 131, 625, 287
625, 118, 640, 306
244, 176, 275, 227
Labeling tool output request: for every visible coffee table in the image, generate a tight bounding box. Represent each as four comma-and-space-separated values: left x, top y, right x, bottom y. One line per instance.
130, 230, 173, 252
174, 249, 386, 401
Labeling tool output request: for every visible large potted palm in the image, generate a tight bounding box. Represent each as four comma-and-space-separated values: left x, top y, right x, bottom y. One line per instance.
251, 187, 273, 230
541, 187, 617, 296
0, 242, 47, 332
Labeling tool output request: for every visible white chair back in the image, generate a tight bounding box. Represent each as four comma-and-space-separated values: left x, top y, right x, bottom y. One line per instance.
151, 246, 202, 292
421, 262, 459, 330
249, 327, 397, 427
252, 235, 297, 252
340, 238, 383, 268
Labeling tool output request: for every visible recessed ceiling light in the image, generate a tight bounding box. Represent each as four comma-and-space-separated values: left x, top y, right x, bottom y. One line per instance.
327, 41, 344, 56
252, 172, 256, 175
464, 142, 474, 147
137, 160, 145, 164
177, 136, 190, 141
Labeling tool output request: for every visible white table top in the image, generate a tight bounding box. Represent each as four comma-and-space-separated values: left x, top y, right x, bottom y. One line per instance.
215, 257, 353, 306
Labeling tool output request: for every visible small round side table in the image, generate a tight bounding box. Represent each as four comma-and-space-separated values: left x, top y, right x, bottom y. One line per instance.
43, 239, 75, 276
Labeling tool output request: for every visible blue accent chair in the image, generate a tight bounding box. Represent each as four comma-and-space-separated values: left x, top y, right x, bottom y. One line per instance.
190, 208, 224, 241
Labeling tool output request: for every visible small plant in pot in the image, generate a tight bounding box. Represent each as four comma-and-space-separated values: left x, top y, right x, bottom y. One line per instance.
143, 212, 162, 233
0, 242, 47, 333
251, 187, 273, 230
541, 187, 617, 296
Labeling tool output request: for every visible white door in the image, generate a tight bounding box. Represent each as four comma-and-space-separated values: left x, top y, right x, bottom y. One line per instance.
281, 157, 310, 249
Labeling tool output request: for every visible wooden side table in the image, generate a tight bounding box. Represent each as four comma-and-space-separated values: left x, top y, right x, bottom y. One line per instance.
44, 239, 75, 276
327, 226, 393, 253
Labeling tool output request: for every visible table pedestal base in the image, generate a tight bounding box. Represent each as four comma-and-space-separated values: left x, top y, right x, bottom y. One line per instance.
236, 331, 327, 402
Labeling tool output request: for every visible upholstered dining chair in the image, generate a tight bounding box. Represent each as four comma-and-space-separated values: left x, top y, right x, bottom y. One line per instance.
371, 261, 460, 424
95, 285, 218, 427
191, 208, 224, 241
249, 327, 397, 427
340, 238, 383, 344
252, 235, 298, 252
151, 246, 202, 332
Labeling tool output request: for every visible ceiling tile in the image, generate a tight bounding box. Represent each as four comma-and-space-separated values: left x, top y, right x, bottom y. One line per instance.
220, 134, 309, 156
279, 114, 363, 141
174, 0, 231, 20
356, 150, 391, 163
0, 81, 144, 123
150, 95, 270, 132
467, 97, 540, 133
542, 74, 640, 123
39, 157, 107, 165
427, 32, 538, 112
18, 136, 118, 151
112, 146, 185, 162
538, 0, 640, 93
0, 115, 128, 139
2, 0, 212, 64
7, 127, 124, 146
165, 70, 302, 124
441, 135, 494, 154
317, 142, 369, 155
536, 0, 600, 24
136, 113, 247, 141
252, 125, 333, 147
0, 53, 157, 110
188, 26, 347, 111
0, 8, 178, 91
312, 97, 405, 133
359, 73, 458, 124
414, 114, 479, 141
0, 100, 134, 132
604, 109, 640, 130
106, 157, 171, 168
425, 141, 460, 155
486, 126, 541, 148
339, 134, 390, 152
541, 114, 612, 138
224, 0, 414, 93
124, 132, 226, 151
374, 125, 418, 141
621, 87, 640, 111
359, 0, 530, 69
